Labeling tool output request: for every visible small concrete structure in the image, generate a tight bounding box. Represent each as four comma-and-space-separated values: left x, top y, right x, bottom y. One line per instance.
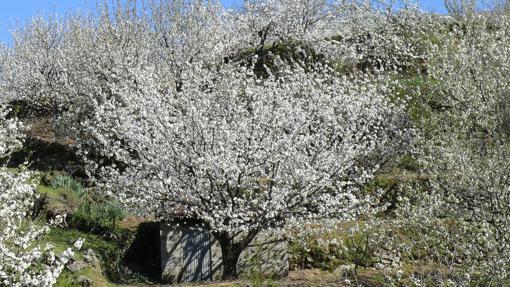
160, 222, 288, 283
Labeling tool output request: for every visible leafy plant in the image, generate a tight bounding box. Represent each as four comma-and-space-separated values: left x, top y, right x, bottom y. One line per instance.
50, 175, 85, 199
343, 229, 376, 277
70, 200, 126, 237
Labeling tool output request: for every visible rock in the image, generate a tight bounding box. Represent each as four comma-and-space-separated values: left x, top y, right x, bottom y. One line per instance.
76, 275, 93, 287
332, 264, 355, 277
67, 260, 89, 272
83, 248, 99, 267
376, 251, 401, 268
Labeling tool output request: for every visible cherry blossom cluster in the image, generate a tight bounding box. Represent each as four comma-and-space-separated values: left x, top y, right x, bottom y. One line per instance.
0, 107, 23, 157
419, 13, 510, 283
0, 109, 82, 286
0, 167, 82, 287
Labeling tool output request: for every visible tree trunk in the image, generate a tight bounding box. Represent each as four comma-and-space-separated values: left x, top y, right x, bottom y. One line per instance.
219, 239, 243, 280
215, 230, 260, 280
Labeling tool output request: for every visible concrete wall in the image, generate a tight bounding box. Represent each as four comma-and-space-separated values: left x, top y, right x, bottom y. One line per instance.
160, 222, 288, 283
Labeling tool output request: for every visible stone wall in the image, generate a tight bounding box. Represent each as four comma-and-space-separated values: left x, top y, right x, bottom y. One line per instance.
160, 222, 288, 283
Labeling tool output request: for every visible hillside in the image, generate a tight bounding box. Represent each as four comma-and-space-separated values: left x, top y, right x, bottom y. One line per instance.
2, 1, 510, 286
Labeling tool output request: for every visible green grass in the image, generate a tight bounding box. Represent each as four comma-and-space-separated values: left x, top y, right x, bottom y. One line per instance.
55, 268, 121, 287
36, 184, 61, 197
54, 271, 79, 287
35, 179, 141, 285
40, 228, 118, 261
41, 228, 125, 286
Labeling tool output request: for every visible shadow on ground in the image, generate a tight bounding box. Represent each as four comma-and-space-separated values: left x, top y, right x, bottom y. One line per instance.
122, 221, 163, 282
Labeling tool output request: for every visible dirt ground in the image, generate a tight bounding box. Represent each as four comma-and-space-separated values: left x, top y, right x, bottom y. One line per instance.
167, 269, 350, 287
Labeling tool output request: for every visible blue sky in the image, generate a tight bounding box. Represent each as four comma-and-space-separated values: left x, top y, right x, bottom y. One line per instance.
0, 0, 447, 44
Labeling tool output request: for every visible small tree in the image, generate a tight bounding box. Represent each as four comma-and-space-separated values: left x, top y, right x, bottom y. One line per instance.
74, 63, 412, 278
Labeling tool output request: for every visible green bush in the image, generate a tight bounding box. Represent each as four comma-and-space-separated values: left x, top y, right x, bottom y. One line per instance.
289, 234, 345, 271
50, 175, 86, 199
69, 199, 126, 237
342, 230, 377, 276
47, 174, 125, 237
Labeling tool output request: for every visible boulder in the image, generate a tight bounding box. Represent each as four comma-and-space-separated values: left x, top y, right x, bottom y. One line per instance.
76, 275, 93, 287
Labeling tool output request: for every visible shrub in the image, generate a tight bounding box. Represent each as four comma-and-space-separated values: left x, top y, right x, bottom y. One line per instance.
69, 199, 125, 237
50, 175, 85, 198
47, 174, 125, 237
